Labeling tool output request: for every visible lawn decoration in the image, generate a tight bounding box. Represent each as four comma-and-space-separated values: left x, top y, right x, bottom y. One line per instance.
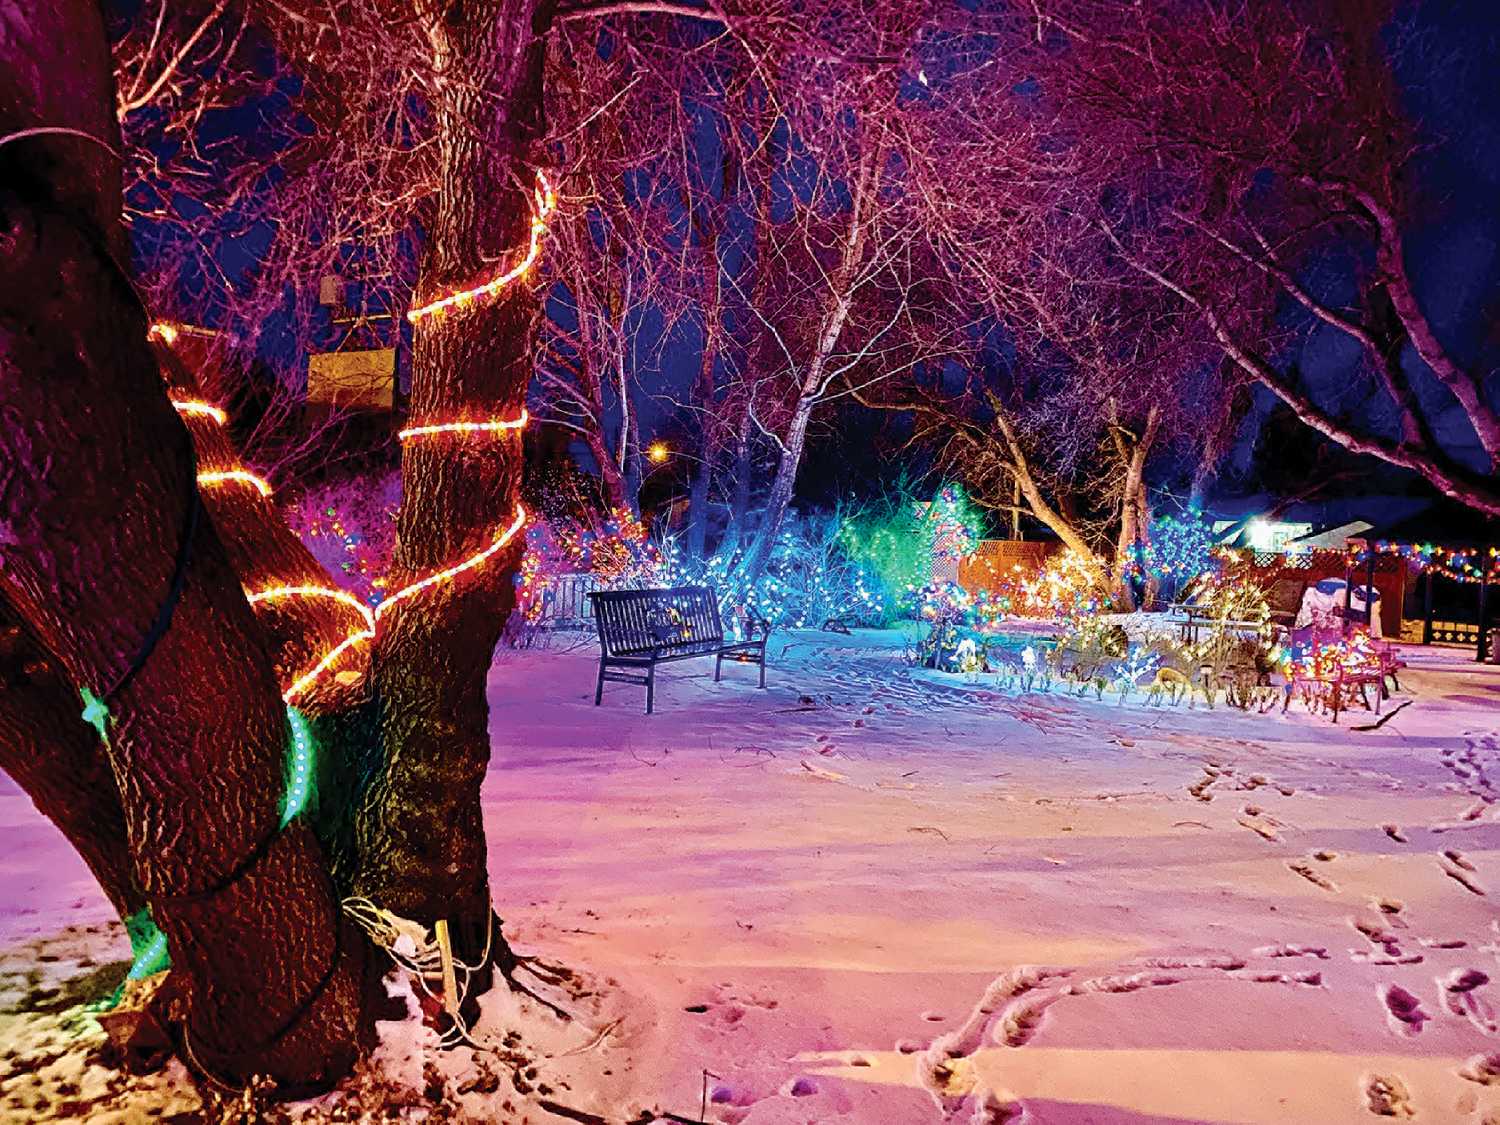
1112, 645, 1160, 704
1282, 628, 1394, 722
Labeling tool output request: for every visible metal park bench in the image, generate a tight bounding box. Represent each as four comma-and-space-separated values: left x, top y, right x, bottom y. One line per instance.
587, 586, 770, 713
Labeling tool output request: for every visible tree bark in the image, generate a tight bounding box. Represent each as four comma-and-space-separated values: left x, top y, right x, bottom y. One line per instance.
1110, 405, 1159, 610
0, 195, 367, 1094
1, 0, 367, 1089
359, 0, 552, 960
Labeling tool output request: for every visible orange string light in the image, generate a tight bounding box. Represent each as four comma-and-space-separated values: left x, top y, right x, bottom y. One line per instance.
374, 504, 528, 621
155, 170, 547, 698
248, 584, 377, 632
172, 399, 228, 425
246, 586, 376, 703
398, 409, 529, 442
169, 391, 529, 700
169, 400, 274, 496
281, 629, 376, 703
197, 469, 273, 497
406, 172, 555, 324
263, 505, 527, 702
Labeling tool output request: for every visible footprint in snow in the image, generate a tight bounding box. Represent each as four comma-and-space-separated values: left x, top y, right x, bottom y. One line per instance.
1382, 984, 1429, 1036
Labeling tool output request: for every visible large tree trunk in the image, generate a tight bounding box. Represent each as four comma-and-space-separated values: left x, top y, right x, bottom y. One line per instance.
0, 189, 367, 1096
1, 0, 368, 1090
358, 0, 552, 963
1110, 406, 1160, 610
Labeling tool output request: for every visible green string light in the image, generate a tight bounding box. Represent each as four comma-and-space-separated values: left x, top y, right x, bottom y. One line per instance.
123, 908, 170, 981
97, 705, 317, 1001
79, 688, 109, 743
281, 706, 315, 826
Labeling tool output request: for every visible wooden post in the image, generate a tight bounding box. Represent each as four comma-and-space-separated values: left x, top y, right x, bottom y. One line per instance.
1479, 551, 1492, 664
434, 918, 461, 1023
1423, 569, 1434, 645
1365, 551, 1377, 633
1342, 556, 1354, 637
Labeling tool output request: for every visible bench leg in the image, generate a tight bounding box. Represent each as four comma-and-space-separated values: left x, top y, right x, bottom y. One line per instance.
714, 653, 723, 682
594, 660, 605, 706
646, 665, 656, 714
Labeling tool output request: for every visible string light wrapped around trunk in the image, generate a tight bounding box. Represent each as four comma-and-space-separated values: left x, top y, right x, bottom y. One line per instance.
405, 171, 555, 324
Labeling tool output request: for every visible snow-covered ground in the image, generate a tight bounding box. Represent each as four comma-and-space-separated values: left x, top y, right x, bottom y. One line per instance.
3, 627, 1499, 1122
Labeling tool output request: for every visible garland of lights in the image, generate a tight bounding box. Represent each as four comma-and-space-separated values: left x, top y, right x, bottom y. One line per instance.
405, 172, 555, 323
171, 392, 529, 700
244, 493, 526, 703
1221, 540, 1500, 585
399, 410, 528, 441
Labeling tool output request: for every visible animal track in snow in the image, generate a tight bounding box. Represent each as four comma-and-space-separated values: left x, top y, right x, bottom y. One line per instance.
1352, 918, 1422, 966
1253, 943, 1330, 960
1459, 1052, 1500, 1086
917, 952, 1320, 1120
1188, 767, 1220, 802
1237, 815, 1280, 842
1441, 851, 1488, 896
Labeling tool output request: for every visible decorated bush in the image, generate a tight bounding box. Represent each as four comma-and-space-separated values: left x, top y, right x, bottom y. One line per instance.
284, 468, 401, 606
839, 483, 984, 620
1128, 508, 1219, 603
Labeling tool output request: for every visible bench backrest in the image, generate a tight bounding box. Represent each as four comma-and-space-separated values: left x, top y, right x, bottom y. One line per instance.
587, 586, 725, 656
